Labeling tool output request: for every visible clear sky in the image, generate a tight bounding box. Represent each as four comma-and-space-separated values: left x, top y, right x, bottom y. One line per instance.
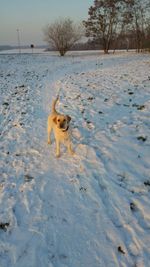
0, 0, 93, 46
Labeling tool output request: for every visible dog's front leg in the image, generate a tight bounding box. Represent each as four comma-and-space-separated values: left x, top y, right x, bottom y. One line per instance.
56, 140, 60, 157
47, 130, 51, 144
47, 121, 52, 144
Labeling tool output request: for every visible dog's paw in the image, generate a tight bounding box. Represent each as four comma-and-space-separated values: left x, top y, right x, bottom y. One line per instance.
56, 153, 60, 158
69, 150, 76, 156
47, 140, 51, 145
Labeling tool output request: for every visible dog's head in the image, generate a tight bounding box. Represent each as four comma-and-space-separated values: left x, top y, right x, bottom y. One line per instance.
53, 115, 71, 130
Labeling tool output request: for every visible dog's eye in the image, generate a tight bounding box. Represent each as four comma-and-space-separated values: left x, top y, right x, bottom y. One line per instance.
58, 119, 60, 122
63, 119, 66, 122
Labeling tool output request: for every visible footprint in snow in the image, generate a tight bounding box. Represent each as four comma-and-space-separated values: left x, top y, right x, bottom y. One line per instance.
0, 222, 10, 232
130, 202, 138, 212
69, 178, 79, 184
130, 200, 150, 230
118, 246, 125, 255
79, 187, 87, 192
137, 136, 147, 142
24, 174, 34, 182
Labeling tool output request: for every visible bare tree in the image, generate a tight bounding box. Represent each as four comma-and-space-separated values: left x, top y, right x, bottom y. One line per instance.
83, 0, 126, 53
131, 0, 149, 52
120, 0, 150, 52
83, 0, 134, 54
43, 18, 83, 56
145, 18, 150, 51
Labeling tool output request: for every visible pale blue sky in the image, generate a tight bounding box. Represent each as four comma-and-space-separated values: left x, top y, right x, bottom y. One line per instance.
0, 0, 93, 46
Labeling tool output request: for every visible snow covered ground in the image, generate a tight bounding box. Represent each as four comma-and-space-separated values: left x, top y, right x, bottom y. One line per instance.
0, 51, 150, 267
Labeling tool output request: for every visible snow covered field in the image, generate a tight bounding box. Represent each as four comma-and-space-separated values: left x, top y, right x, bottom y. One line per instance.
0, 51, 150, 267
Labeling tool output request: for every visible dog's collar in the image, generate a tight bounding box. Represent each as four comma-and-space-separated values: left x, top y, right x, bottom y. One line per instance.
61, 125, 69, 132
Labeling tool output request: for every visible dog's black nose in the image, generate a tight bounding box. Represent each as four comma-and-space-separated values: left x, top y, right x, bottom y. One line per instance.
60, 122, 64, 128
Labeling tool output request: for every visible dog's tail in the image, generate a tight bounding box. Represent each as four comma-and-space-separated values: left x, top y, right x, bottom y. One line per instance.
52, 95, 59, 113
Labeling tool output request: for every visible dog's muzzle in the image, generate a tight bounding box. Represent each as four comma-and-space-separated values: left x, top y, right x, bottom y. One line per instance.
61, 125, 69, 132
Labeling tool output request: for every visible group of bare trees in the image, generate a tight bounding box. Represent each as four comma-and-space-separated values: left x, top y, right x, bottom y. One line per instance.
83, 0, 150, 53
83, 0, 133, 54
43, 0, 150, 55
129, 0, 150, 52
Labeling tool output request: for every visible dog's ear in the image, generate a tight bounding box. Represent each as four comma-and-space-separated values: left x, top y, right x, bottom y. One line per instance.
66, 115, 71, 122
53, 116, 57, 124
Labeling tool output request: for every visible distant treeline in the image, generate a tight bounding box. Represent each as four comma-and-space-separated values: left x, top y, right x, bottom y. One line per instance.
0, 45, 47, 51
46, 34, 150, 52
0, 46, 13, 51
72, 33, 150, 52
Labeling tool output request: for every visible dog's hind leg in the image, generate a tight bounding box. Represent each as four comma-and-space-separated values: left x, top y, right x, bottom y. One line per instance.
67, 141, 75, 155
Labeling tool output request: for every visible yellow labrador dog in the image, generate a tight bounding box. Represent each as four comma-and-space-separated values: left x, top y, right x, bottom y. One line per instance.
47, 96, 74, 157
